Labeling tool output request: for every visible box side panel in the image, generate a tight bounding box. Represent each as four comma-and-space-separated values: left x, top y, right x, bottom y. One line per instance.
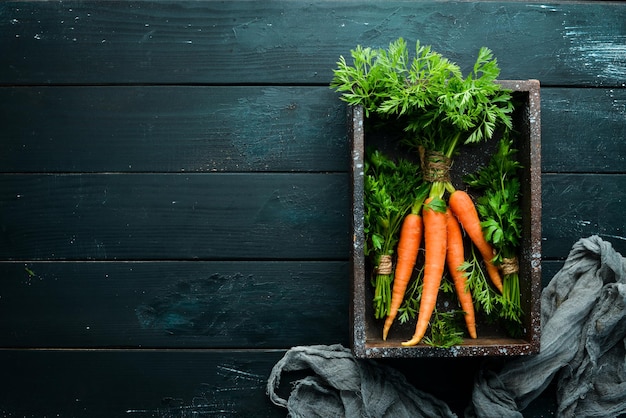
349, 105, 368, 357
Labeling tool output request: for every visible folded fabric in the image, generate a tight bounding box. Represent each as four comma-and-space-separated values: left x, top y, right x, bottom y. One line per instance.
469, 235, 626, 417
266, 344, 456, 417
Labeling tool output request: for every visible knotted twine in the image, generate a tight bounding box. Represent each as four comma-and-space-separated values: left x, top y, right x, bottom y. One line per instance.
419, 146, 451, 183
267, 236, 626, 417
376, 254, 393, 275
500, 257, 519, 276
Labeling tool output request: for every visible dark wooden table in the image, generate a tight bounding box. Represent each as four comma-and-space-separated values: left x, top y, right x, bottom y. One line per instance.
1, 1, 624, 416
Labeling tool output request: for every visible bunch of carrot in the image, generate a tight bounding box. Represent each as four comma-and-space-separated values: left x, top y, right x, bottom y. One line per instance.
363, 150, 429, 320
329, 37, 518, 345
382, 177, 504, 345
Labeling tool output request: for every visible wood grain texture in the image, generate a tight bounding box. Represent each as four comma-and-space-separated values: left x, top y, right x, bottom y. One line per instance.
542, 173, 626, 258
0, 349, 286, 418
0, 259, 577, 349
0, 86, 347, 173
0, 348, 561, 417
1, 1, 624, 86
0, 173, 350, 260
1, 173, 623, 261
542, 88, 626, 173
0, 261, 349, 348
2, 85, 624, 174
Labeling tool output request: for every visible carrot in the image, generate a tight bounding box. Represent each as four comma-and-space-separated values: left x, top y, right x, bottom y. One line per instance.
446, 208, 477, 339
402, 197, 447, 346
382, 213, 422, 340
449, 190, 503, 293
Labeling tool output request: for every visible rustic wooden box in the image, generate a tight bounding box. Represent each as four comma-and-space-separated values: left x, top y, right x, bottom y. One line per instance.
349, 80, 542, 358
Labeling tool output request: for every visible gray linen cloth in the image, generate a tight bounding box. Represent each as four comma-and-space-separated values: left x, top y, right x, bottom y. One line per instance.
470, 235, 626, 417
267, 236, 626, 417
266, 343, 456, 417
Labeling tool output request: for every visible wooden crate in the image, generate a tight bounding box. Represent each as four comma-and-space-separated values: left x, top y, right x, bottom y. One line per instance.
349, 80, 542, 358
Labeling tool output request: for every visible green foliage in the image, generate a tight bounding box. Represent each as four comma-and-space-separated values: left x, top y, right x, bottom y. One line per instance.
424, 195, 448, 214
461, 247, 502, 317
363, 149, 423, 258
462, 246, 523, 336
331, 38, 514, 159
397, 265, 423, 324
465, 136, 523, 257
397, 272, 467, 348
465, 136, 524, 331
422, 309, 465, 348
363, 149, 426, 318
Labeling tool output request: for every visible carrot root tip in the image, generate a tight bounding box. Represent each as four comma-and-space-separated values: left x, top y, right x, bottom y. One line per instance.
401, 336, 421, 347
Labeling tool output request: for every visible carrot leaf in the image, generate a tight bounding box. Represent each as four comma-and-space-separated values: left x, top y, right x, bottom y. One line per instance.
363, 149, 424, 318
331, 37, 513, 162
397, 265, 424, 324
422, 309, 465, 348
465, 136, 524, 331
425, 196, 447, 214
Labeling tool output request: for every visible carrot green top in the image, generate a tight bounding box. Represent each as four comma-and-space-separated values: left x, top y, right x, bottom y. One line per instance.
331, 37, 514, 167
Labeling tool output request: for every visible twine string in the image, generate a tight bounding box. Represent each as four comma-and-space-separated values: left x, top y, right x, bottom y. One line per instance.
501, 256, 519, 276
419, 146, 452, 183
377, 254, 393, 275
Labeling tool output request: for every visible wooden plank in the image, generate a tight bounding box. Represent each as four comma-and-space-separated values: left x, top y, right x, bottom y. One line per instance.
0, 261, 349, 348
1, 173, 623, 261
0, 173, 350, 260
2, 85, 624, 174
1, 1, 624, 86
0, 86, 347, 173
0, 349, 286, 418
542, 88, 626, 173
542, 173, 626, 259
0, 348, 558, 417
0, 260, 574, 349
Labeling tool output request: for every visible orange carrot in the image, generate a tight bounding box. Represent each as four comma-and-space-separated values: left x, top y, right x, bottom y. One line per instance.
449, 190, 503, 293
446, 208, 477, 339
382, 213, 422, 340
402, 197, 447, 346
